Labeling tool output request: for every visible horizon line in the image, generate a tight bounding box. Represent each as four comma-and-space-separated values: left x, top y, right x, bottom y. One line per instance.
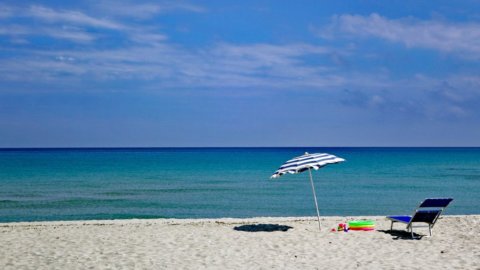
1, 146, 480, 150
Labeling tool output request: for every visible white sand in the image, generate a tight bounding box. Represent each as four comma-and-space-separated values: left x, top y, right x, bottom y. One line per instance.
1, 215, 479, 269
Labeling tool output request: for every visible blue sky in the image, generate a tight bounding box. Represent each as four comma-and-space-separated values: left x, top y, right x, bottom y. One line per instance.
1, 0, 479, 147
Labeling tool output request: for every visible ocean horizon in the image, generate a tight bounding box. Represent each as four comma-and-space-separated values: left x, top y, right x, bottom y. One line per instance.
1, 147, 479, 223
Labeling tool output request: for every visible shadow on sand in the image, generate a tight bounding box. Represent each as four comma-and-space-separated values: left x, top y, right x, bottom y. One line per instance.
377, 229, 424, 240
233, 224, 293, 232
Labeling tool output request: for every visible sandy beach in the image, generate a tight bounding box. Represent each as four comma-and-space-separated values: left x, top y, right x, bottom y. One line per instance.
1, 215, 479, 269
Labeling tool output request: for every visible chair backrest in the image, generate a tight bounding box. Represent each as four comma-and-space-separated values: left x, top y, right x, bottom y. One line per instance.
411, 210, 442, 223
409, 198, 453, 225
419, 198, 453, 208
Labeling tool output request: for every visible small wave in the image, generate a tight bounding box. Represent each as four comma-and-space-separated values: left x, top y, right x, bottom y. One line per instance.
0, 199, 17, 203
99, 187, 235, 196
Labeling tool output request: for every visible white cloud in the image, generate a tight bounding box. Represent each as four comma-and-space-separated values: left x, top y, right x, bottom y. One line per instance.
0, 2, 204, 45
128, 31, 168, 44
93, 0, 206, 19
323, 13, 480, 58
28, 5, 123, 29
1, 38, 479, 120
44, 27, 96, 42
1, 4, 479, 121
0, 24, 95, 42
203, 43, 344, 88
339, 72, 480, 120
0, 4, 168, 44
0, 42, 341, 90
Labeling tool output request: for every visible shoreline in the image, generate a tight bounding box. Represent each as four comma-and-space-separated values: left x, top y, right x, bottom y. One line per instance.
1, 215, 479, 269
0, 214, 477, 226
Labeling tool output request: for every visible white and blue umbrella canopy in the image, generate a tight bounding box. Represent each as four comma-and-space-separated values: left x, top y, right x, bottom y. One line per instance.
270, 152, 345, 231
271, 152, 345, 179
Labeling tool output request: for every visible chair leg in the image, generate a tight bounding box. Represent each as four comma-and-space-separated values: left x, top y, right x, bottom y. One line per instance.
391, 221, 393, 231
407, 224, 414, 239
428, 225, 432, 237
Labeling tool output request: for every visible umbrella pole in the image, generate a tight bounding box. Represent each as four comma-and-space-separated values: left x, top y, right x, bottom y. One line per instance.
308, 168, 321, 231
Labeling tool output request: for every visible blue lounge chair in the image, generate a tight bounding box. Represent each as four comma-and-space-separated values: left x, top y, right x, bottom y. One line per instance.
387, 198, 453, 238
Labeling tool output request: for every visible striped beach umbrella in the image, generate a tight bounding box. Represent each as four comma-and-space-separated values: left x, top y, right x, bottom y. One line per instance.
271, 152, 345, 231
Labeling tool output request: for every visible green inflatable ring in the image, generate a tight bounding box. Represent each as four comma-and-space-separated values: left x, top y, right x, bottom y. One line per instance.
348, 220, 375, 227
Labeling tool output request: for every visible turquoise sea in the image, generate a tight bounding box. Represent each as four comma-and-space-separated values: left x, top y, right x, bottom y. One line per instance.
0, 148, 479, 222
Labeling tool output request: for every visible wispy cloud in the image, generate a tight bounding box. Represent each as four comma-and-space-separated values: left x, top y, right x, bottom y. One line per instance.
128, 29, 169, 45
0, 25, 29, 35
0, 5, 124, 43
311, 13, 480, 119
184, 43, 337, 88
0, 4, 12, 18
44, 26, 97, 42
28, 5, 123, 29
0, 42, 340, 90
0, 4, 170, 44
0, 24, 96, 43
338, 73, 480, 120
93, 0, 206, 19
321, 13, 480, 58
1, 3, 479, 122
